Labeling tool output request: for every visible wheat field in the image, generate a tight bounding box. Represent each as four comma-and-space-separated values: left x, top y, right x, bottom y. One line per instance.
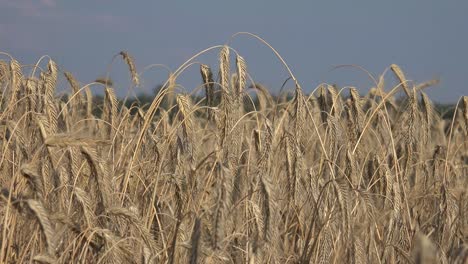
0, 43, 467, 263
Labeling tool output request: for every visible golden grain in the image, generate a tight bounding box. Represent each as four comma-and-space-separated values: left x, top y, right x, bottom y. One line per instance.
0, 46, 465, 264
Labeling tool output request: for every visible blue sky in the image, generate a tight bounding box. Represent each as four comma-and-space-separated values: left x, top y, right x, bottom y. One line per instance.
1, 0, 466, 102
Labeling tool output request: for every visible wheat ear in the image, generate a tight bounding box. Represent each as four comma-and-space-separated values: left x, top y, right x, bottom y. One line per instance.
390, 64, 411, 97
119, 51, 140, 87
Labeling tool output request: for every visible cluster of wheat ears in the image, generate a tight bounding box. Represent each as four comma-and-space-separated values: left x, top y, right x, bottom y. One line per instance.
0, 40, 466, 263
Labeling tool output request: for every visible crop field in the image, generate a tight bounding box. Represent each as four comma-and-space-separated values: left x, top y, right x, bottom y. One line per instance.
0, 45, 467, 263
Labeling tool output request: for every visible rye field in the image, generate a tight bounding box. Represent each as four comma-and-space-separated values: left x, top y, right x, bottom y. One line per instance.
0, 44, 467, 263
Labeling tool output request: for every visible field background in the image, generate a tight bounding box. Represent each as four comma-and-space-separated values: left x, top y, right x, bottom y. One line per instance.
0, 44, 467, 263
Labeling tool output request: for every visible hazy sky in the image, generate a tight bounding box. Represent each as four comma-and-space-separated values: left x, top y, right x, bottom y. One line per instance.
1, 0, 467, 102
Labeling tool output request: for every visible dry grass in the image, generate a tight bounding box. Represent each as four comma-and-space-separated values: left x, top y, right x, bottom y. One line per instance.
0, 45, 466, 264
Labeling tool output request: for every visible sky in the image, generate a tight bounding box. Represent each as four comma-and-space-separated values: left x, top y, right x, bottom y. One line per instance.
1, 0, 467, 103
